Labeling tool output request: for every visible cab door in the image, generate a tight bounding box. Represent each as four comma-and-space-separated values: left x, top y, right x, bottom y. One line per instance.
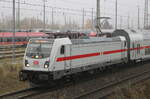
121, 41, 126, 59
64, 45, 71, 70
131, 42, 136, 60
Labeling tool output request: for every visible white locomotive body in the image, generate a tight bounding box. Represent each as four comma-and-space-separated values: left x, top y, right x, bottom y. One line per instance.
20, 36, 127, 83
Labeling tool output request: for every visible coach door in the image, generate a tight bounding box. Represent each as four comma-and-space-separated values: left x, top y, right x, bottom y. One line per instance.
64, 45, 71, 70
134, 42, 141, 59
137, 44, 140, 57
132, 42, 136, 59
122, 41, 127, 60
133, 42, 138, 59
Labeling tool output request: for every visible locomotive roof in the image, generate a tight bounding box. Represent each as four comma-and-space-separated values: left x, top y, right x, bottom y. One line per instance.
70, 36, 125, 44
30, 36, 125, 45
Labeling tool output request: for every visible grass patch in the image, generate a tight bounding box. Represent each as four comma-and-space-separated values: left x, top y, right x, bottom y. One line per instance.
0, 57, 23, 63
108, 81, 150, 99
0, 60, 29, 95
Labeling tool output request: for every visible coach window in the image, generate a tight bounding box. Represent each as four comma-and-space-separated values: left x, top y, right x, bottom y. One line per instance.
146, 48, 150, 55
60, 45, 65, 54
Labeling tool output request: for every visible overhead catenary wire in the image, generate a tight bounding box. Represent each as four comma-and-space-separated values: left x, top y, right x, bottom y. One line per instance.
0, 4, 146, 21
0, 0, 146, 19
0, 0, 146, 29
0, 4, 139, 19
0, 0, 146, 14
0, 4, 145, 30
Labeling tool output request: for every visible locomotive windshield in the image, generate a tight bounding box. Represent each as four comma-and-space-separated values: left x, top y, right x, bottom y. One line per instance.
26, 39, 54, 59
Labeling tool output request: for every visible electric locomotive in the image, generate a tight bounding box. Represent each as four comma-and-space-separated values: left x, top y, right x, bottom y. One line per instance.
19, 36, 127, 85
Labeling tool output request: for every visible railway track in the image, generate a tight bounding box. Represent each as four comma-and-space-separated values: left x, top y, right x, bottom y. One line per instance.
0, 49, 25, 59
0, 45, 26, 49
14, 62, 150, 99
1, 62, 150, 99
74, 63, 150, 99
0, 53, 24, 59
0, 87, 48, 99
0, 50, 24, 54
0, 84, 71, 99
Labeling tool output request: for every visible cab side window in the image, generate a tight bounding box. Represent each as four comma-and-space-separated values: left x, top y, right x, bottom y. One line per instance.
124, 41, 127, 47
60, 45, 65, 54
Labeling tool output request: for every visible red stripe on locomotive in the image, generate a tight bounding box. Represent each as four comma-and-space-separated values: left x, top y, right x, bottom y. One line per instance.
57, 46, 150, 62
57, 53, 101, 62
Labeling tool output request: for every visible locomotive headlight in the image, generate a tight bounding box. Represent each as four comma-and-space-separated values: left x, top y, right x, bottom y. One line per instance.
44, 65, 48, 68
44, 61, 49, 68
26, 64, 30, 67
25, 60, 30, 67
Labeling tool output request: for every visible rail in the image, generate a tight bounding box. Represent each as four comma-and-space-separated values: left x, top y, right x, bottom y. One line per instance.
1, 61, 150, 99
0, 49, 25, 59
74, 64, 150, 99
0, 87, 38, 99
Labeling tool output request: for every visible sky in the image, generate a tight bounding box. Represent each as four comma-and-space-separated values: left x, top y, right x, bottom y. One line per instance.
0, 0, 146, 29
